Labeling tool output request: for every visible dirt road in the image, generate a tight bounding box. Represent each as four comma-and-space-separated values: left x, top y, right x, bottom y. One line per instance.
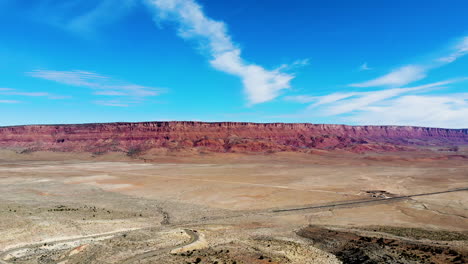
272, 187, 468, 213
1, 187, 465, 263
0, 229, 146, 264
121, 229, 199, 264
0, 228, 199, 264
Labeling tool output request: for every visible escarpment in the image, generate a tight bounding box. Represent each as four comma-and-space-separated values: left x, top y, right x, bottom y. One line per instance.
0, 122, 466, 154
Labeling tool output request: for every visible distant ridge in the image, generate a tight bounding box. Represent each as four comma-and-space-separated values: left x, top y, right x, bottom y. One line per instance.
1, 121, 467, 130
0, 121, 466, 154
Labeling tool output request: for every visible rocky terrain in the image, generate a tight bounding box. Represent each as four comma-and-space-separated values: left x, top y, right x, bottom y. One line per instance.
297, 226, 467, 264
0, 122, 467, 263
0, 122, 467, 154
0, 151, 466, 264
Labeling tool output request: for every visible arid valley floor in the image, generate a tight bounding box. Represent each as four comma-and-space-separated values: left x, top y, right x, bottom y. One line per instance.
0, 149, 467, 264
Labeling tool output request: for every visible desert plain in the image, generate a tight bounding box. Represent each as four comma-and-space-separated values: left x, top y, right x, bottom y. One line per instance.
0, 148, 467, 264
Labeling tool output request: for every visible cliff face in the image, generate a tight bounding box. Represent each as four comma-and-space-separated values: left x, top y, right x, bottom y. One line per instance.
0, 122, 466, 154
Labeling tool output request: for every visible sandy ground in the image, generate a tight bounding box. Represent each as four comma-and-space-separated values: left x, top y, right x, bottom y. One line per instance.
0, 150, 467, 263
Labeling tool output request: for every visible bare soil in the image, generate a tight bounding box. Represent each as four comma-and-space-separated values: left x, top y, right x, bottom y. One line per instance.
0, 149, 466, 263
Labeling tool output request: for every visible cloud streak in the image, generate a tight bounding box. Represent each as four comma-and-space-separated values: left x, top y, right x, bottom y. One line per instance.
359, 62, 371, 71
305, 80, 454, 115
145, 0, 295, 104
286, 80, 451, 107
94, 100, 129, 107
285, 35, 468, 128
351, 65, 427, 87
285, 79, 467, 128
28, 70, 163, 98
348, 94, 468, 128
0, 88, 68, 99
0, 100, 21, 104
67, 0, 136, 33
0, 90, 49, 97
438, 37, 468, 63
351, 37, 468, 88
22, 0, 137, 35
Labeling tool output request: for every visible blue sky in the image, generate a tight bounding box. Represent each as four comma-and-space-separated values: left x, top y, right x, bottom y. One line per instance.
1, 0, 467, 128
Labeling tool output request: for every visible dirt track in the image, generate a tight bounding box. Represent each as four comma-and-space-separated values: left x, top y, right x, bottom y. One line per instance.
0, 229, 145, 264
0, 151, 466, 263
121, 229, 199, 264
1, 186, 466, 263
273, 187, 468, 213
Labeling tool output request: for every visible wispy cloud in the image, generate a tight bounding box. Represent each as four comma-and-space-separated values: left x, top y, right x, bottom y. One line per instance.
93, 91, 128, 96
351, 65, 427, 87
285, 80, 447, 106
0, 91, 49, 97
0, 88, 68, 99
348, 94, 468, 128
359, 62, 371, 71
0, 100, 21, 104
48, 95, 72, 100
278, 59, 311, 71
284, 79, 467, 128
284, 36, 468, 128
145, 0, 298, 104
284, 95, 319, 104
24, 0, 137, 35
94, 100, 129, 107
28, 70, 164, 98
351, 37, 468, 88
438, 37, 468, 63
309, 80, 455, 115
67, 0, 136, 34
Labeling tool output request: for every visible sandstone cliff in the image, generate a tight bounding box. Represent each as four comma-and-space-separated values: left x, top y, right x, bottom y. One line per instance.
0, 122, 466, 154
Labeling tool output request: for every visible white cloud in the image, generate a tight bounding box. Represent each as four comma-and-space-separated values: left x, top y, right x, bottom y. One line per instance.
284, 95, 318, 104
278, 59, 311, 71
283, 36, 468, 128
321, 88, 419, 116
292, 58, 311, 67
0, 88, 68, 99
350, 65, 427, 87
311, 80, 456, 116
28, 70, 163, 98
0, 100, 20, 104
284, 79, 467, 128
349, 94, 468, 128
94, 100, 129, 107
359, 62, 371, 71
145, 0, 295, 104
93, 91, 128, 96
284, 92, 357, 105
310, 92, 358, 107
25, 0, 136, 35
351, 37, 468, 88
48, 95, 72, 100
438, 36, 468, 63
29, 70, 109, 88
287, 80, 453, 107
0, 91, 49, 97
67, 0, 136, 33
459, 37, 468, 52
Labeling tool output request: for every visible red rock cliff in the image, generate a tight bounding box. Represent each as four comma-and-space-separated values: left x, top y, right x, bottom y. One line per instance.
0, 122, 466, 153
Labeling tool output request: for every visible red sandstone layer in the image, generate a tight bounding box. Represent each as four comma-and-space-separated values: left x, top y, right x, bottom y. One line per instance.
0, 122, 466, 154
